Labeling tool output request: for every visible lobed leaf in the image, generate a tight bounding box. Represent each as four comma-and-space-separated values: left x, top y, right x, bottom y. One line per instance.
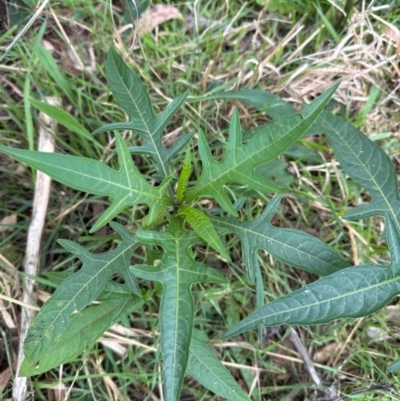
0, 133, 172, 232
224, 213, 400, 338
185, 83, 339, 215
320, 111, 400, 237
93, 47, 192, 178
20, 284, 139, 376
130, 217, 227, 401
21, 223, 141, 372
211, 195, 350, 283
209, 79, 342, 137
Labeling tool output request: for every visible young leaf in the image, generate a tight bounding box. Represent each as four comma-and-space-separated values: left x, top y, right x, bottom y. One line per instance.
223, 213, 400, 338
320, 111, 400, 236
21, 223, 141, 371
130, 217, 228, 401
185, 83, 339, 215
176, 149, 191, 204
0, 133, 172, 232
211, 195, 350, 283
187, 336, 251, 401
179, 205, 231, 261
93, 47, 192, 178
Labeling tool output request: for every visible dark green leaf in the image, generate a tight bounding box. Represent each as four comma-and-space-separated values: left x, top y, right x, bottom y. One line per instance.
388, 358, 400, 372
211, 195, 350, 283
125, 0, 150, 21
224, 213, 400, 337
0, 133, 172, 232
187, 336, 251, 401
204, 88, 296, 121
130, 217, 227, 401
185, 83, 339, 215
320, 111, 400, 236
21, 223, 141, 372
93, 48, 192, 178
255, 159, 293, 188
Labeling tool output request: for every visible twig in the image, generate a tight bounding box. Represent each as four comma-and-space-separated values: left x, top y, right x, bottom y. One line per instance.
12, 97, 59, 401
290, 327, 322, 387
290, 327, 340, 400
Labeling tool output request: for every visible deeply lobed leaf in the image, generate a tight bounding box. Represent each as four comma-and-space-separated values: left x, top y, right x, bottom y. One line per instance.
224, 109, 400, 337
130, 217, 227, 401
185, 83, 339, 215
320, 111, 400, 236
93, 48, 192, 178
211, 195, 350, 283
225, 214, 400, 337
21, 223, 141, 373
0, 133, 172, 232
204, 88, 297, 121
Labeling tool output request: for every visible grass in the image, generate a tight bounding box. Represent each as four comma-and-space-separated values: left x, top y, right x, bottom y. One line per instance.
1, 0, 400, 400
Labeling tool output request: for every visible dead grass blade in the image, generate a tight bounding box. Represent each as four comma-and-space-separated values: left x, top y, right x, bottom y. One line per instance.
13, 97, 59, 401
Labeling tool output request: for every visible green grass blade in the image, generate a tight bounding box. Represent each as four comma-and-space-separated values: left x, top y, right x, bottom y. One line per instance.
33, 44, 74, 105
23, 76, 34, 151
313, 2, 340, 43
353, 86, 380, 128
29, 98, 94, 142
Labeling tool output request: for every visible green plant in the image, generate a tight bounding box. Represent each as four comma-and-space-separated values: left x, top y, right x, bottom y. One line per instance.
1, 47, 399, 400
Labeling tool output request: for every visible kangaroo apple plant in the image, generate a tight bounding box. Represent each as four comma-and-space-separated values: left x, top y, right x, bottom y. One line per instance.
2, 47, 399, 400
